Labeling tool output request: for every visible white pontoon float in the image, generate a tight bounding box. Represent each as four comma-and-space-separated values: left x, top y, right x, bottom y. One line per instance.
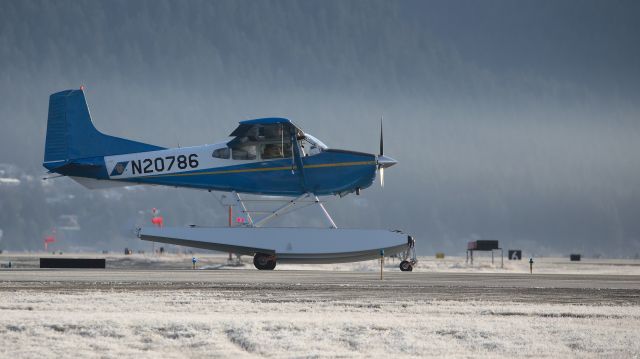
138, 226, 417, 271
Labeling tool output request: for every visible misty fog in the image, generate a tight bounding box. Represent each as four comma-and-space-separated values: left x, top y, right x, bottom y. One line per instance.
1, 0, 639, 256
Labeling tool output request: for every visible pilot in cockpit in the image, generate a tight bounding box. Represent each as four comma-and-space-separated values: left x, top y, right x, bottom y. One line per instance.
262, 143, 283, 159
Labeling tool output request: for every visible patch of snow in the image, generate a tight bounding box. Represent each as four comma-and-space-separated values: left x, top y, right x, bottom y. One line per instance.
0, 291, 637, 358
0, 177, 21, 185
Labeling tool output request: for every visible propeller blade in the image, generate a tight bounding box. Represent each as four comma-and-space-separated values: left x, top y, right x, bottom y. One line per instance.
379, 117, 384, 156
380, 167, 384, 187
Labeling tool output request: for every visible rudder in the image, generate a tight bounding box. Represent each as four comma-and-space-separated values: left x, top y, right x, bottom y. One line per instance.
43, 89, 164, 165
44, 90, 72, 163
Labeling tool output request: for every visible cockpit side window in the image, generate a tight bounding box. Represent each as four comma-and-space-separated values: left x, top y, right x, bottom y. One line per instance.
227, 123, 306, 160
212, 147, 230, 159
261, 142, 292, 159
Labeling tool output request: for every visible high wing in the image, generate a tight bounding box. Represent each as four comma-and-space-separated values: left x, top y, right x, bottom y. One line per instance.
228, 117, 303, 139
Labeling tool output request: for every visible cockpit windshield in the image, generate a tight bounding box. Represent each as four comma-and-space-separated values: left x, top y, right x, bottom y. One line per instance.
299, 133, 328, 156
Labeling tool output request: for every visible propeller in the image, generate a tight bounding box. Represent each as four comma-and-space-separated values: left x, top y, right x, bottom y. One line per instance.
379, 117, 384, 157
376, 117, 397, 187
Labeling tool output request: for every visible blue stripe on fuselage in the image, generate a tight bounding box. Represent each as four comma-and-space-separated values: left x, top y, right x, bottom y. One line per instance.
130, 150, 376, 195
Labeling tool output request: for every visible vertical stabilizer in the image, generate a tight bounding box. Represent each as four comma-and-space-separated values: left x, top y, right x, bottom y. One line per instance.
43, 89, 164, 165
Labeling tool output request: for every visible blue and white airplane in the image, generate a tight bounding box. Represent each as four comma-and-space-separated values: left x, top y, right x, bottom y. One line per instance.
42, 88, 416, 271
43, 88, 397, 195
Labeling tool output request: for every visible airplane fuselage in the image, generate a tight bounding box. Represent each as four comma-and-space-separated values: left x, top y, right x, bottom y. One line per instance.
49, 143, 377, 196
42, 89, 391, 197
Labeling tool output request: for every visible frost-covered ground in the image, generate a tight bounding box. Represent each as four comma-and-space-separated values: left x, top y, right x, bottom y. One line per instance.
1, 288, 639, 358
1, 254, 639, 358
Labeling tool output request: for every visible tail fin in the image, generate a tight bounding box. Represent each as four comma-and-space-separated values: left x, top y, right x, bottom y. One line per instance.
43, 89, 164, 166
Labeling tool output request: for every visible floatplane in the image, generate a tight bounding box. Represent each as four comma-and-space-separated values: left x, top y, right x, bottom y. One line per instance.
43, 88, 416, 270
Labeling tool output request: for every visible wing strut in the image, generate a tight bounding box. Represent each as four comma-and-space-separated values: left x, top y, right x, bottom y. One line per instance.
290, 131, 307, 192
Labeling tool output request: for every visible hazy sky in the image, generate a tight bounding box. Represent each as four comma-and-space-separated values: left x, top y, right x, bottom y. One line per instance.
1, 0, 639, 256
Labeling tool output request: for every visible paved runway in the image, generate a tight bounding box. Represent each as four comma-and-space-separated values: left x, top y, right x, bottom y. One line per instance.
2, 270, 638, 305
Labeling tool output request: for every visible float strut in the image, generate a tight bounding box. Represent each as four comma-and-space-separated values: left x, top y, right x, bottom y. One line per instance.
253, 193, 310, 227
315, 196, 337, 229
233, 191, 253, 226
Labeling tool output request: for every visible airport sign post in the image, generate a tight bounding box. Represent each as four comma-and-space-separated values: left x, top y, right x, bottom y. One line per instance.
380, 249, 384, 280
508, 250, 522, 260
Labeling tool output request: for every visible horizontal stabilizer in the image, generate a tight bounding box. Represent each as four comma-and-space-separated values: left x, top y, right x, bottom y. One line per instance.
69, 176, 135, 189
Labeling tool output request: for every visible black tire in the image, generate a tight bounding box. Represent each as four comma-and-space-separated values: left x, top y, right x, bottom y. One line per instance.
254, 253, 276, 270
400, 260, 413, 272
267, 260, 277, 270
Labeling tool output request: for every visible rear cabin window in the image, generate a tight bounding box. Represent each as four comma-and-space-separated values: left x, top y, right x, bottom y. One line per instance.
231, 144, 257, 160
212, 147, 230, 159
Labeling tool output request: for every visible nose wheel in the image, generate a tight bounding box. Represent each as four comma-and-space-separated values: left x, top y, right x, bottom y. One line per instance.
399, 235, 417, 272
399, 260, 413, 272
253, 253, 277, 270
